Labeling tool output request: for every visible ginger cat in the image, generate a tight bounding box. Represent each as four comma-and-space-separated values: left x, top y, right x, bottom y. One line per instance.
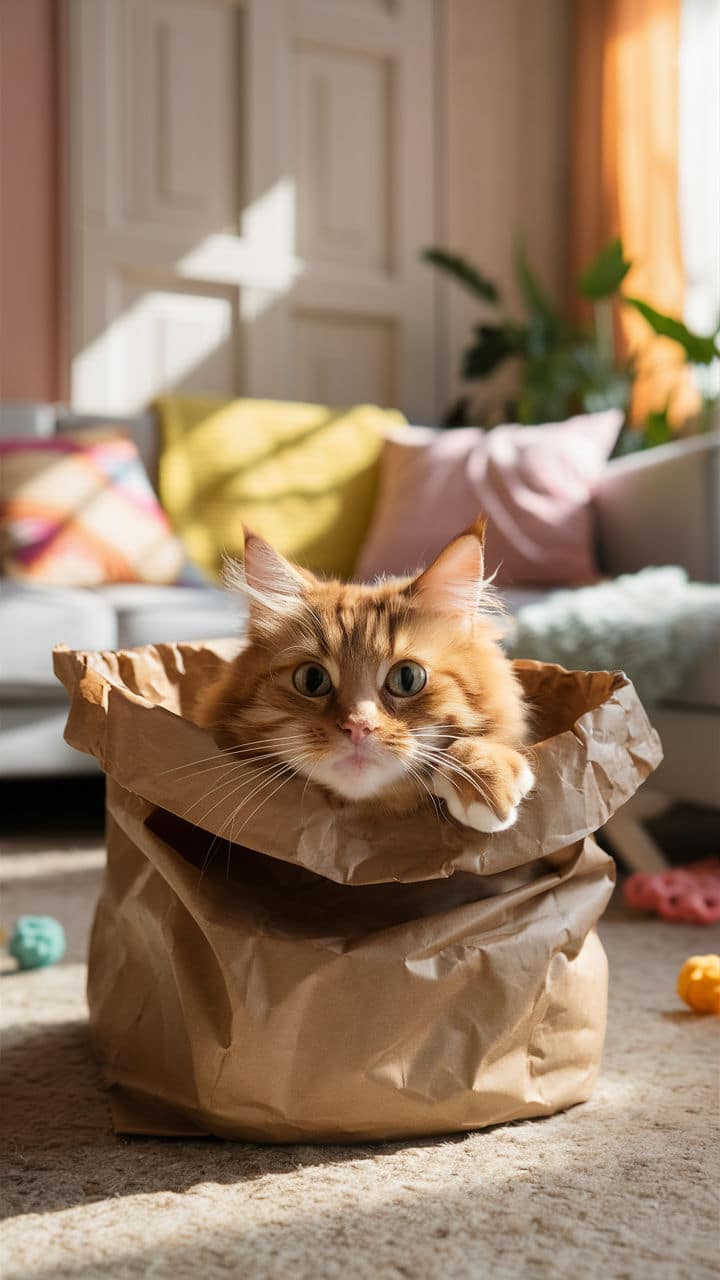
199, 519, 534, 833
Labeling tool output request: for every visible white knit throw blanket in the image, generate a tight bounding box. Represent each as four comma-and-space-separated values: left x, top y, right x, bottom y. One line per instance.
505, 567, 720, 706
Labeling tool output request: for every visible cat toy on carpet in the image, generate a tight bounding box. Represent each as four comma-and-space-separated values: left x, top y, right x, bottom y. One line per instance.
677, 955, 720, 1015
6, 916, 66, 970
623, 858, 720, 924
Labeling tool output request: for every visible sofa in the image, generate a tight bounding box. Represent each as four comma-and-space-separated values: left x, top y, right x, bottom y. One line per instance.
1, 403, 718, 832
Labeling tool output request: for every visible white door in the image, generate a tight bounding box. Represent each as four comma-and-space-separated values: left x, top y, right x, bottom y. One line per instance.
69, 0, 437, 420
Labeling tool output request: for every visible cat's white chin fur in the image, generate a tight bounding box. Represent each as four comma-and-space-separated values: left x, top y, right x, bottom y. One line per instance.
295, 750, 409, 802
431, 761, 535, 833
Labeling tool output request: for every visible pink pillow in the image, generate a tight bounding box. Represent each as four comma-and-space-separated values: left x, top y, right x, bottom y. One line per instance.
355, 411, 623, 587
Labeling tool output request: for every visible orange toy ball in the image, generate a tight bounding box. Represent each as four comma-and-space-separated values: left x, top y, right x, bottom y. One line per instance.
677, 955, 720, 1015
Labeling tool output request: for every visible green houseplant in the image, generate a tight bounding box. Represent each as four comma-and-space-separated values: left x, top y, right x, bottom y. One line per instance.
424, 238, 719, 448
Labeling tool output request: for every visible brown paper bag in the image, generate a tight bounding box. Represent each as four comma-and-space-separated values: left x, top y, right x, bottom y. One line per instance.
55, 641, 662, 1143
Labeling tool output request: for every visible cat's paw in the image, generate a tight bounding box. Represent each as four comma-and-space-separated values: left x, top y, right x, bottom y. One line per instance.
431, 748, 534, 834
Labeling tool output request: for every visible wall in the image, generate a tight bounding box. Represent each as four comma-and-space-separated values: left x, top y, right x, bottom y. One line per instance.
437, 0, 571, 418
0, 0, 571, 415
0, 0, 63, 402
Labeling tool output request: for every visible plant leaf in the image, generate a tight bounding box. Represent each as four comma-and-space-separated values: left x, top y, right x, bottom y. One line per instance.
422, 248, 499, 304
624, 298, 720, 364
611, 425, 644, 458
578, 238, 632, 299
643, 408, 675, 449
515, 339, 632, 424
462, 324, 525, 380
514, 244, 563, 339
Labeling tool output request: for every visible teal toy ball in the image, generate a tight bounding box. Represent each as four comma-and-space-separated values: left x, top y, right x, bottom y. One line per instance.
9, 916, 66, 970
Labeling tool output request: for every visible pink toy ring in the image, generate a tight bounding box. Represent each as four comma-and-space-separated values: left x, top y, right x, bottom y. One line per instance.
623, 859, 720, 924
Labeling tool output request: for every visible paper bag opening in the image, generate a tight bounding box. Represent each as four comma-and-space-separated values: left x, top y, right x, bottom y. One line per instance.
54, 642, 662, 886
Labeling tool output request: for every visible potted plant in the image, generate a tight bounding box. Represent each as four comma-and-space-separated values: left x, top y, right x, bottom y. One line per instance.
424, 238, 719, 449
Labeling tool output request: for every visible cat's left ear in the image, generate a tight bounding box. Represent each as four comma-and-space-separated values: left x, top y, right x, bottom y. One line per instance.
411, 517, 492, 615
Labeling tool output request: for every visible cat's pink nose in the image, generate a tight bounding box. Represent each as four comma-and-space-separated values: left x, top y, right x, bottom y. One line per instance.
338, 719, 374, 745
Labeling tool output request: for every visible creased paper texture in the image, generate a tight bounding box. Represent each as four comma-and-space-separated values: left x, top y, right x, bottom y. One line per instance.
55, 641, 662, 1142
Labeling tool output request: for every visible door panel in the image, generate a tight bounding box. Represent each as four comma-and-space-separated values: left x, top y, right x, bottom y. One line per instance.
70, 0, 435, 419
296, 46, 392, 272
118, 0, 238, 229
294, 311, 396, 405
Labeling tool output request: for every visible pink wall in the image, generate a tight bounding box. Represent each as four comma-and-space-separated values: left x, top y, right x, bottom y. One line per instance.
0, 0, 63, 401
439, 0, 570, 411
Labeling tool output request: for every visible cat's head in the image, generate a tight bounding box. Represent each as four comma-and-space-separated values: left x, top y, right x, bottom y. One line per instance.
204, 519, 526, 804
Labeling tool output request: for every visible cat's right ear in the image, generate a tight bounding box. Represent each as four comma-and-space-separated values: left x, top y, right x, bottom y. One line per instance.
410, 516, 496, 617
224, 528, 311, 626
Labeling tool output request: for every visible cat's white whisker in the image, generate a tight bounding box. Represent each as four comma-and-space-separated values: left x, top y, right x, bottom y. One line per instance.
196, 766, 293, 863
159, 746, 253, 775
415, 748, 489, 792
223, 755, 311, 867
226, 747, 314, 824
182, 759, 274, 820
176, 737, 313, 798
405, 763, 443, 821
216, 752, 315, 859
190, 776, 256, 836
225, 743, 315, 760
164, 753, 283, 785
230, 747, 312, 829
159, 734, 310, 776
186, 755, 298, 828
426, 765, 495, 811
194, 774, 261, 884
234, 761, 311, 837
299, 755, 323, 812
414, 747, 497, 809
223, 763, 294, 818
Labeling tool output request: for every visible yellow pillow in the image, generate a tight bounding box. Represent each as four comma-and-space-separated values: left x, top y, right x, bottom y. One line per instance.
155, 396, 406, 580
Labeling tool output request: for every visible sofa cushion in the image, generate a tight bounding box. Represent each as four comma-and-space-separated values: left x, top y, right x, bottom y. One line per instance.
0, 583, 117, 699
0, 582, 243, 699
0, 430, 185, 586
664, 641, 720, 712
0, 703, 99, 775
156, 395, 405, 581
95, 583, 244, 648
356, 411, 623, 587
58, 410, 159, 489
501, 579, 720, 712
356, 412, 620, 586
649, 705, 720, 806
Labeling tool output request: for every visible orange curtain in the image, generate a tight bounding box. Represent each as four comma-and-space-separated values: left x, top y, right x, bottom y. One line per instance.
570, 0, 698, 425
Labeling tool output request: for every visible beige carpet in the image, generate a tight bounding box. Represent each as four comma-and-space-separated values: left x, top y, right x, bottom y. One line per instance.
1, 829, 718, 1280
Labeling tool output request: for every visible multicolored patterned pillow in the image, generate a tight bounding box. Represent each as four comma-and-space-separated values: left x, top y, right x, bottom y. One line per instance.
0, 430, 186, 586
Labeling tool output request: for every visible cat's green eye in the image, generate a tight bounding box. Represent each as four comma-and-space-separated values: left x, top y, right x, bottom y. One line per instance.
385, 661, 427, 698
293, 663, 332, 698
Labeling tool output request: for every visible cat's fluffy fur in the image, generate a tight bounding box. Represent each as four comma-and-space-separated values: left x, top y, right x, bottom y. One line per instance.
198, 519, 534, 833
